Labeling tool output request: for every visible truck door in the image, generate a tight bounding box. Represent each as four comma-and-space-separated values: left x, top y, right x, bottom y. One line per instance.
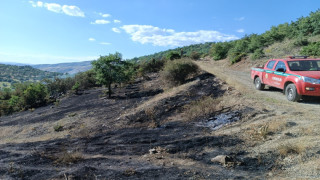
263, 60, 276, 85
271, 61, 286, 89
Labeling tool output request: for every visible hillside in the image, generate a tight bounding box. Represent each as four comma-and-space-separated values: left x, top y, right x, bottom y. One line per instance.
1, 8, 320, 180
2, 60, 320, 179
0, 70, 267, 179
0, 64, 62, 89
32, 61, 92, 74
131, 10, 320, 65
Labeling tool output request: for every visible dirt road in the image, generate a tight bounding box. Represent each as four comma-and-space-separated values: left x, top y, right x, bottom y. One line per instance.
196, 59, 320, 178
195, 59, 320, 109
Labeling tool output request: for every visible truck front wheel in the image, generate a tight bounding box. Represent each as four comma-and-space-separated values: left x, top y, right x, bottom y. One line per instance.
254, 77, 265, 90
285, 84, 301, 102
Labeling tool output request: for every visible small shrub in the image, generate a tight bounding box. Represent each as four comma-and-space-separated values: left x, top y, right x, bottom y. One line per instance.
139, 59, 165, 74
72, 82, 80, 94
166, 51, 181, 60
210, 42, 233, 60
74, 70, 99, 90
51, 150, 83, 164
294, 36, 309, 46
23, 83, 48, 108
300, 42, 320, 56
184, 96, 221, 121
251, 48, 265, 60
68, 113, 77, 117
190, 51, 201, 60
278, 143, 306, 157
228, 51, 247, 64
54, 124, 63, 132
160, 59, 199, 87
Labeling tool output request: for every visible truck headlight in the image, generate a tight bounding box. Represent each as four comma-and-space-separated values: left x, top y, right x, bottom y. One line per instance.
302, 76, 320, 84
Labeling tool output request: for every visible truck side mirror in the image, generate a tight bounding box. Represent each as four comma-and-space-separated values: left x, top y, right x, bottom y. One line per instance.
276, 68, 286, 73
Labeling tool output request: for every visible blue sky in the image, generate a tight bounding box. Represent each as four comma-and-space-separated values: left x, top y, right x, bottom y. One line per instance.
0, 0, 320, 64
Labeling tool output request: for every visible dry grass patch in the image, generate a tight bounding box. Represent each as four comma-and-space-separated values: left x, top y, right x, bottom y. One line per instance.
54, 150, 84, 165
36, 148, 84, 165
278, 142, 307, 157
246, 120, 287, 140
183, 96, 222, 121
127, 80, 199, 115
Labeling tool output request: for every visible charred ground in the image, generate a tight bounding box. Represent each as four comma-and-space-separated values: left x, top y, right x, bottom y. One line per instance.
0, 70, 274, 179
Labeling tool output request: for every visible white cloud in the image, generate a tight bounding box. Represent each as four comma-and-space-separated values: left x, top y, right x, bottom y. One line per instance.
91, 20, 110, 25
44, 3, 62, 13
235, 17, 245, 21
100, 42, 111, 45
89, 38, 96, 41
29, 1, 37, 7
62, 5, 85, 17
121, 25, 238, 47
99, 13, 111, 18
29, 1, 85, 17
112, 28, 121, 33
114, 20, 121, 23
237, 29, 245, 33
37, 1, 43, 7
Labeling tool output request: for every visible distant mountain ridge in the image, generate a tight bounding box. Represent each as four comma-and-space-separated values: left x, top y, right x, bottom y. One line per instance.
0, 64, 62, 89
32, 61, 93, 74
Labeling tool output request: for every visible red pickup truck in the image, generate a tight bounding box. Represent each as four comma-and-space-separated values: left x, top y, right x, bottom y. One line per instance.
251, 56, 320, 102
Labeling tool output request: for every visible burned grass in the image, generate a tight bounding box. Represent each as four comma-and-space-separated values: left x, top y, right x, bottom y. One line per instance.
0, 71, 279, 179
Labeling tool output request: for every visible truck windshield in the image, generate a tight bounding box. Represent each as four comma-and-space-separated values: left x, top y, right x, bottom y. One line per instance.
288, 60, 320, 71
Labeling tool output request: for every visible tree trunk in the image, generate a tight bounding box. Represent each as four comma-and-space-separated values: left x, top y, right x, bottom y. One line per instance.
108, 83, 112, 98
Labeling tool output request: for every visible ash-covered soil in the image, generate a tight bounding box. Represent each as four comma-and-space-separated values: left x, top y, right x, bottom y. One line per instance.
0, 72, 269, 180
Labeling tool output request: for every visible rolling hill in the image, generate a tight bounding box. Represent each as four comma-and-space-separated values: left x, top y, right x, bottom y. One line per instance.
0, 64, 62, 89
32, 61, 93, 74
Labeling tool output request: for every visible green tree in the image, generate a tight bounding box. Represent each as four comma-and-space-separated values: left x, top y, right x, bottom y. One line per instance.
210, 42, 233, 60
23, 83, 48, 108
166, 51, 181, 60
300, 42, 320, 56
92, 52, 124, 98
72, 82, 80, 95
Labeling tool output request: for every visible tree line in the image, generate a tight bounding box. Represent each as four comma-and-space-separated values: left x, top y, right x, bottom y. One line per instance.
210, 9, 320, 63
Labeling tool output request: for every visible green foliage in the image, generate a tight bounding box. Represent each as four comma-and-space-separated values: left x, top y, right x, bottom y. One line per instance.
206, 10, 320, 63
72, 82, 80, 94
133, 42, 213, 63
0, 64, 62, 88
74, 70, 99, 90
210, 42, 233, 60
139, 58, 165, 75
300, 42, 320, 56
92, 52, 126, 98
228, 40, 249, 64
190, 51, 201, 60
293, 36, 309, 46
248, 34, 266, 52
23, 83, 48, 108
54, 124, 64, 132
43, 77, 75, 98
8, 95, 22, 112
161, 58, 199, 87
228, 51, 247, 64
0, 88, 12, 100
166, 51, 181, 60
0, 66, 101, 117
250, 48, 265, 60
